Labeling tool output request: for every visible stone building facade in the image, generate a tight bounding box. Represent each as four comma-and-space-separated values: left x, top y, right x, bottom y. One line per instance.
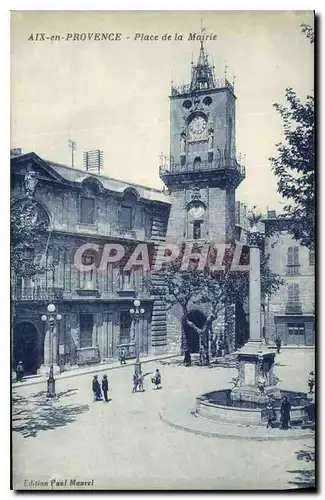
263, 212, 315, 346
11, 151, 170, 374
234, 208, 315, 347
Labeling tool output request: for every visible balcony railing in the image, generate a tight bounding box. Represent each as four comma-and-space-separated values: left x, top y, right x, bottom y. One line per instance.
159, 157, 245, 178
286, 265, 300, 276
13, 286, 64, 301
170, 78, 234, 96
285, 302, 303, 315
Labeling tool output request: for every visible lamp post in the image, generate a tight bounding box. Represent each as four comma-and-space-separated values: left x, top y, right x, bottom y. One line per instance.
41, 303, 62, 398
129, 299, 145, 375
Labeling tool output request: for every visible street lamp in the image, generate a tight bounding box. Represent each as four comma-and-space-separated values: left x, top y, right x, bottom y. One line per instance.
41, 303, 62, 397
129, 299, 145, 375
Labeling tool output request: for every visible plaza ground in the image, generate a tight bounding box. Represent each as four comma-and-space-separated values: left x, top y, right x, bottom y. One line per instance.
12, 348, 315, 490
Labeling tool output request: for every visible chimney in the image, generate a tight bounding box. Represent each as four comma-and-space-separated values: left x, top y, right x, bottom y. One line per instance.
267, 210, 276, 219
83, 150, 103, 174
10, 148, 22, 157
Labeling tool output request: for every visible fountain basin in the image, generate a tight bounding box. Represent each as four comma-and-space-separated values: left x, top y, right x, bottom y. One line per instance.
196, 389, 313, 427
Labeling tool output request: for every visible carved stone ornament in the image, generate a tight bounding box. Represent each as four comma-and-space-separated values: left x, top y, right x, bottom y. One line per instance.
180, 134, 186, 155
247, 208, 262, 229
24, 166, 39, 198
191, 187, 201, 201
248, 230, 264, 248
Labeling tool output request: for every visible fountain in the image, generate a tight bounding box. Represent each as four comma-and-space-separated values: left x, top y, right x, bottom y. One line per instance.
160, 210, 314, 439
194, 210, 313, 428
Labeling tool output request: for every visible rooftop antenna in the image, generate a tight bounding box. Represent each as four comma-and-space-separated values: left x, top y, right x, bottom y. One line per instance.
68, 139, 76, 169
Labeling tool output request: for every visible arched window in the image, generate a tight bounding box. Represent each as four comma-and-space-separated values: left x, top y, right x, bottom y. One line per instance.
193, 157, 202, 169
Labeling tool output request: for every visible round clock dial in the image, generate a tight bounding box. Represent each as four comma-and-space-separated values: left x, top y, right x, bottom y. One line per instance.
189, 205, 205, 219
188, 116, 207, 139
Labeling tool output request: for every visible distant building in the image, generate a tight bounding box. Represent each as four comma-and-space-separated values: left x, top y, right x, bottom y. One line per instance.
263, 211, 315, 346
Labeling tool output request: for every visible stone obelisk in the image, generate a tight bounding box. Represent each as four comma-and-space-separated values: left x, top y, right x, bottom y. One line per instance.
231, 210, 280, 404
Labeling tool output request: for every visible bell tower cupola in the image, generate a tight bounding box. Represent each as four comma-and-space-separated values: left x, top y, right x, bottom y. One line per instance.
160, 40, 246, 245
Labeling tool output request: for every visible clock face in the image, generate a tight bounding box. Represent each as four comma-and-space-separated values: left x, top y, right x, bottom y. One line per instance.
188, 116, 207, 140
189, 205, 205, 219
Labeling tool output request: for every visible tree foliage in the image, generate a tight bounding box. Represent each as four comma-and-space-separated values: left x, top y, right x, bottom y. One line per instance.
269, 25, 314, 249
145, 243, 283, 363
11, 202, 48, 279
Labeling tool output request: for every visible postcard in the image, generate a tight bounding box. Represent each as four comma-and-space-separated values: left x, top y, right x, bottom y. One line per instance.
11, 10, 315, 491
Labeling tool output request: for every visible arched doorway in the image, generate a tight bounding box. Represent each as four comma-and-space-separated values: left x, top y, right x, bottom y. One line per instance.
185, 310, 207, 353
13, 322, 40, 375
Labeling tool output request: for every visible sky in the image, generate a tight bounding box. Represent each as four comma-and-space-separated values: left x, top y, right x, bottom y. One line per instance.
10, 10, 314, 212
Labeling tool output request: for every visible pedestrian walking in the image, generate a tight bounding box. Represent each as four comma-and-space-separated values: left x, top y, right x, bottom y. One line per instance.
138, 372, 144, 392
119, 347, 126, 365
280, 396, 292, 429
184, 349, 191, 367
101, 374, 109, 402
308, 371, 315, 394
15, 361, 24, 382
265, 399, 276, 429
132, 371, 138, 393
92, 375, 102, 401
152, 368, 161, 390
275, 336, 282, 354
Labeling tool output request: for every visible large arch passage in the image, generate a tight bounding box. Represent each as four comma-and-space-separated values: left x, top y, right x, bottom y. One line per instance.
185, 310, 207, 353
13, 321, 40, 375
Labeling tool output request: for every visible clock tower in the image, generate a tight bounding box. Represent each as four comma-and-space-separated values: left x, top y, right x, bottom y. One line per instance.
159, 42, 246, 355
160, 41, 245, 245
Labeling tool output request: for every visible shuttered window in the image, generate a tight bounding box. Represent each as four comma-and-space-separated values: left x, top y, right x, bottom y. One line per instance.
80, 196, 95, 224
79, 314, 93, 348
288, 283, 300, 302
119, 205, 133, 230
286, 246, 300, 275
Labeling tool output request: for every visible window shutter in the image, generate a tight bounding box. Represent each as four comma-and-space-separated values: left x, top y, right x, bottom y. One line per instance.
293, 247, 299, 265
287, 247, 293, 265
288, 283, 294, 301
293, 283, 300, 301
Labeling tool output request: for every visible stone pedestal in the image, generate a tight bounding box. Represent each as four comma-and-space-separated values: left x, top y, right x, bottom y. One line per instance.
231, 340, 281, 404
39, 324, 60, 376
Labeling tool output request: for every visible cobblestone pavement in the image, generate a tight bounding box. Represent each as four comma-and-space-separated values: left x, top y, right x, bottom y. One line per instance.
12, 349, 315, 490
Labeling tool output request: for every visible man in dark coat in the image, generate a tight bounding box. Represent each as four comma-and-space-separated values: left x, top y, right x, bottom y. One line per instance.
308, 371, 315, 394
92, 375, 102, 401
275, 336, 282, 354
16, 361, 24, 382
101, 374, 109, 402
184, 349, 191, 367
280, 396, 291, 429
132, 371, 138, 393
